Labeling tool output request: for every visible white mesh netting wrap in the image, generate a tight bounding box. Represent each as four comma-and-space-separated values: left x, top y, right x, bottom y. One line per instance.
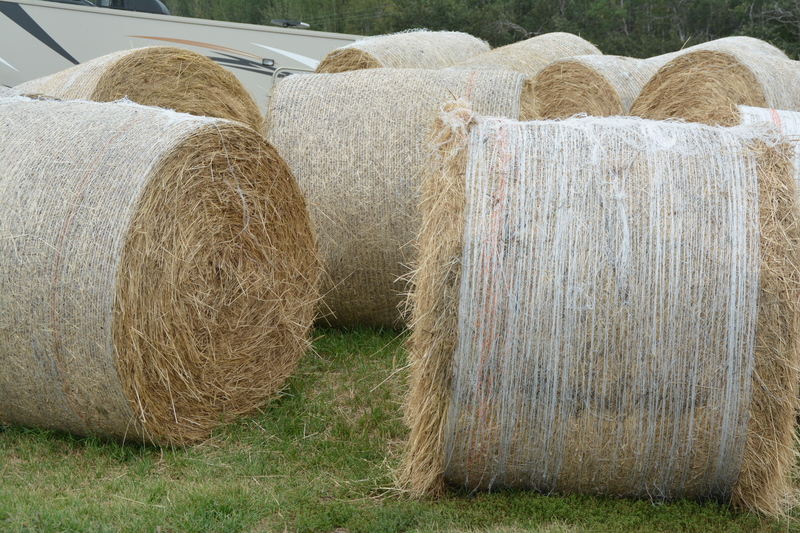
443, 115, 768, 499
267, 68, 530, 327
739, 105, 800, 190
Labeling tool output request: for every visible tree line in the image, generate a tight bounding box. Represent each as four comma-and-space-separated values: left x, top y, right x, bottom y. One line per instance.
161, 0, 800, 58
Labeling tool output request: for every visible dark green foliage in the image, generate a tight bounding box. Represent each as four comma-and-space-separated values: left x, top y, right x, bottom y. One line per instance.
160, 0, 799, 58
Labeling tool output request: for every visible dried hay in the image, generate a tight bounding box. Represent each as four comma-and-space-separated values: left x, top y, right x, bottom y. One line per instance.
531, 53, 681, 118
0, 95, 319, 445
15, 46, 265, 133
740, 106, 800, 192
447, 32, 601, 77
315, 29, 490, 73
630, 37, 800, 125
266, 68, 533, 328
400, 102, 800, 516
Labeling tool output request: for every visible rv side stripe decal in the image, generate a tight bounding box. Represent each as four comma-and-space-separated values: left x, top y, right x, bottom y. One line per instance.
0, 1, 79, 65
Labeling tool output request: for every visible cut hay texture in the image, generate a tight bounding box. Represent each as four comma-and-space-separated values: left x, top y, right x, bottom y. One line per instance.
531, 53, 680, 118
315, 30, 490, 73
0, 94, 318, 445
740, 105, 800, 190
267, 68, 533, 328
630, 36, 800, 126
447, 32, 602, 77
400, 102, 800, 516
15, 46, 265, 133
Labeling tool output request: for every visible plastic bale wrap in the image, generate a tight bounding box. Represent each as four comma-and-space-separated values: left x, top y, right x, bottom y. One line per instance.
740, 106, 800, 194
315, 30, 490, 73
0, 95, 319, 445
15, 46, 265, 133
630, 37, 800, 126
447, 32, 601, 77
531, 53, 683, 118
267, 68, 533, 328
400, 103, 800, 516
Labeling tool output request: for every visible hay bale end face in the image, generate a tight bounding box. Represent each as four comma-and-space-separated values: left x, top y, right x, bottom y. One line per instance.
15, 46, 265, 133
0, 96, 318, 445
531, 53, 679, 119
401, 105, 800, 516
630, 37, 800, 125
267, 68, 534, 328
315, 30, 490, 73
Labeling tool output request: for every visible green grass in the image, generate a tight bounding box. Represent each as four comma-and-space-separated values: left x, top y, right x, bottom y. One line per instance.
0, 327, 796, 532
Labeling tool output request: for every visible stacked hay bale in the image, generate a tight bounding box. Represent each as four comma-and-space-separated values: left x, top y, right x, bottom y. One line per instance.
0, 94, 319, 445
447, 32, 602, 76
400, 102, 800, 516
267, 68, 534, 327
315, 30, 489, 73
630, 36, 800, 125
16, 46, 265, 133
531, 36, 790, 119
531, 53, 678, 118
444, 32, 601, 121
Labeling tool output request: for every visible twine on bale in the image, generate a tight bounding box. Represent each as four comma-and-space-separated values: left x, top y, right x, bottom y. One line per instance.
267, 68, 533, 328
630, 36, 800, 126
0, 95, 318, 445
15, 46, 265, 133
400, 102, 800, 516
315, 29, 490, 73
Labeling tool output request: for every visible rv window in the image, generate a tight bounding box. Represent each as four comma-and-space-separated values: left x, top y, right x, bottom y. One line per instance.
43, 0, 96, 6
96, 0, 125, 7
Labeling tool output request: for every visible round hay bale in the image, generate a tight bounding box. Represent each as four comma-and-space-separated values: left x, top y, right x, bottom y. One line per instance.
630, 37, 800, 125
0, 96, 318, 445
447, 32, 602, 77
315, 30, 490, 73
267, 68, 534, 328
15, 46, 265, 133
400, 103, 800, 517
531, 53, 680, 118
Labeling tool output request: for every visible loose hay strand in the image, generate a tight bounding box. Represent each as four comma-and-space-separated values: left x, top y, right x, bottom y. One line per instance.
731, 140, 800, 515
399, 101, 475, 496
